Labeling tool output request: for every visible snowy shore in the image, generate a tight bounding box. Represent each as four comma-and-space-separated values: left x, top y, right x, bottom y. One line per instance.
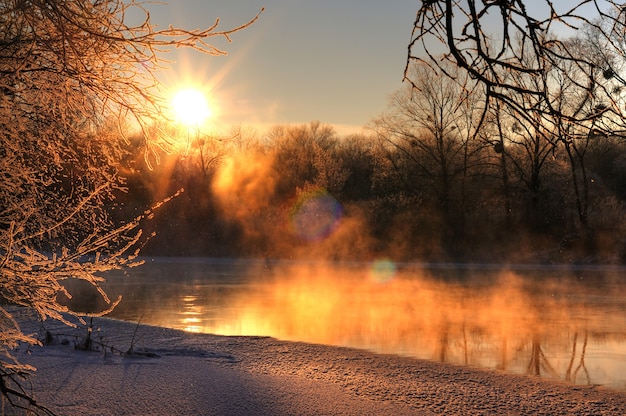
11, 313, 626, 415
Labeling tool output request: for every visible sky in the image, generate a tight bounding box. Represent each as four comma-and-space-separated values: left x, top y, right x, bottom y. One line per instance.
147, 1, 418, 135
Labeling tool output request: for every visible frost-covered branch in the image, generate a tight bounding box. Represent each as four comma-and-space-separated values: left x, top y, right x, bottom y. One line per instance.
0, 0, 258, 412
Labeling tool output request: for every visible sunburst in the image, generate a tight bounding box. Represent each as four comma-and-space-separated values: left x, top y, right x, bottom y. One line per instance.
172, 88, 211, 126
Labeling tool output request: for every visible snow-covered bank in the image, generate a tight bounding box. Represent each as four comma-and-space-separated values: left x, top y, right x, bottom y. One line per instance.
11, 313, 626, 415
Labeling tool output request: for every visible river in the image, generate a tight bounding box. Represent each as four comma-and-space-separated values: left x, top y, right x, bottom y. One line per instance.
62, 257, 626, 391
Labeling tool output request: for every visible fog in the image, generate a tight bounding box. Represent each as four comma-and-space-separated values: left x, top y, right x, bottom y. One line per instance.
210, 263, 598, 345
212, 151, 278, 225
87, 126, 626, 389
58, 257, 626, 388
200, 262, 625, 387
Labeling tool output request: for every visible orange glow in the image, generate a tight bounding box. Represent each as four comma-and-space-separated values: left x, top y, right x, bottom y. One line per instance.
97, 260, 626, 388
207, 265, 587, 367
212, 152, 277, 220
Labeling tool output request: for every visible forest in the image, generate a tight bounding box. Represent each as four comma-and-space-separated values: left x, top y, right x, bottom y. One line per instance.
116, 80, 626, 264
106, 2, 626, 265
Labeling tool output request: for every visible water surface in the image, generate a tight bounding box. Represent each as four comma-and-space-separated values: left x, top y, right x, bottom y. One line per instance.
64, 257, 626, 391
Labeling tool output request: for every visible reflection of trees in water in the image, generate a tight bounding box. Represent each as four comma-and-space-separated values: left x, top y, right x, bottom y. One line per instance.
76, 263, 626, 388
461, 323, 469, 365
436, 319, 450, 362
497, 337, 508, 371
426, 320, 602, 388
426, 321, 596, 387
527, 334, 557, 378
565, 331, 590, 385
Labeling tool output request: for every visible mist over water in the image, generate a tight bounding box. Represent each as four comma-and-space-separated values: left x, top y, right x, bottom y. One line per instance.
212, 262, 626, 386
65, 258, 626, 391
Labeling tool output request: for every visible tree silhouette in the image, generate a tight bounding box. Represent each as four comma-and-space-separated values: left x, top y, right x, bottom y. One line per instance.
0, 0, 260, 412
407, 1, 624, 126
407, 0, 626, 236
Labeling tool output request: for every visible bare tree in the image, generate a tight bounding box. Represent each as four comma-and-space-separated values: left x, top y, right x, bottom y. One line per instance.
373, 62, 486, 242
407, 0, 626, 237
407, 1, 623, 127
488, 46, 562, 231
0, 0, 260, 412
266, 121, 344, 198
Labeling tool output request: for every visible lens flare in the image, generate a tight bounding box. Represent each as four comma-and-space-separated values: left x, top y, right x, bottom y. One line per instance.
290, 188, 342, 241
370, 259, 397, 284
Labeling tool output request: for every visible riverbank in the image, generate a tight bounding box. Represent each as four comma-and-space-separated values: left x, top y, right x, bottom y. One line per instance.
11, 313, 626, 415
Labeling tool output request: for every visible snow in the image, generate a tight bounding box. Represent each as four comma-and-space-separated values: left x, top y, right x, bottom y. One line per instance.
9, 310, 626, 415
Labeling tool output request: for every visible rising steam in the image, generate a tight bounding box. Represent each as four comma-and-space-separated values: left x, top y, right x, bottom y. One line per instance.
210, 150, 377, 259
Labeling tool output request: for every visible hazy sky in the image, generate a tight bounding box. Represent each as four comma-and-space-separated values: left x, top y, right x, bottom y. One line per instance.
149, 1, 418, 134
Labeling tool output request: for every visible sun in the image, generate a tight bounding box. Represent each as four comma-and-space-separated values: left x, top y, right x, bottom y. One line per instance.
172, 88, 211, 126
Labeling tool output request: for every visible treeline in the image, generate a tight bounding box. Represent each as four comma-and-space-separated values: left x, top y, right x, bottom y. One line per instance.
113, 111, 626, 263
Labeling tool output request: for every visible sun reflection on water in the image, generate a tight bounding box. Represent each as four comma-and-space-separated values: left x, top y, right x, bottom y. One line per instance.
180, 292, 203, 333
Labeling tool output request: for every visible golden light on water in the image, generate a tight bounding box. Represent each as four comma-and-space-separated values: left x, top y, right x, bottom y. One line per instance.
93, 260, 626, 389
172, 88, 211, 126
180, 293, 203, 333
204, 263, 626, 386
